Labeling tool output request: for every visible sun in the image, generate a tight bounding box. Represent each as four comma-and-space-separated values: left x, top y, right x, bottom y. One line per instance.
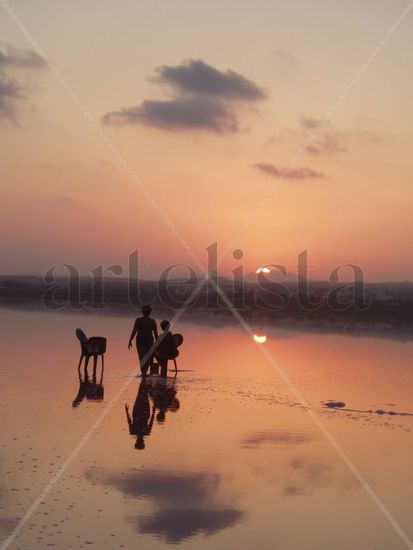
253, 334, 267, 344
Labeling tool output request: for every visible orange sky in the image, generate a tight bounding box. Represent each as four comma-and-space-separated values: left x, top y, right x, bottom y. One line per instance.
1, 0, 413, 281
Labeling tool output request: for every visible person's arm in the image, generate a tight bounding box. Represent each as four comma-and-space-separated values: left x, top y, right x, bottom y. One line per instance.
153, 319, 159, 340
128, 319, 138, 349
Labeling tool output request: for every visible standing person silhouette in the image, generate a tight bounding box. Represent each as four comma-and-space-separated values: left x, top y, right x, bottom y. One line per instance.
128, 305, 158, 377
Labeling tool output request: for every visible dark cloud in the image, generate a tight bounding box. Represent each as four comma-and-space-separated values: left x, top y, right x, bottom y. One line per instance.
0, 44, 44, 123
0, 44, 43, 69
103, 59, 267, 132
254, 162, 325, 180
103, 96, 238, 132
0, 74, 24, 122
87, 468, 244, 543
155, 59, 267, 101
241, 430, 312, 449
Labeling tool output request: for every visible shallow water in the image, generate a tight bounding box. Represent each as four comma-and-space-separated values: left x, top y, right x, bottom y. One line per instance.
1, 308, 413, 549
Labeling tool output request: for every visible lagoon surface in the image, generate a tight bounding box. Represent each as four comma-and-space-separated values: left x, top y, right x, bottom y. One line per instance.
1, 308, 413, 549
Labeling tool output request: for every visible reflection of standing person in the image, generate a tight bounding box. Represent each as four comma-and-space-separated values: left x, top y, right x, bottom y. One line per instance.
125, 380, 155, 450
128, 305, 158, 377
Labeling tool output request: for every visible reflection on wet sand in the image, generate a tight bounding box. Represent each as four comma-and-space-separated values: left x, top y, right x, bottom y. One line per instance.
72, 366, 104, 407
72, 328, 106, 407
241, 429, 358, 498
241, 429, 312, 448
2, 309, 413, 550
125, 377, 179, 450
0, 461, 17, 539
323, 401, 413, 417
86, 468, 245, 544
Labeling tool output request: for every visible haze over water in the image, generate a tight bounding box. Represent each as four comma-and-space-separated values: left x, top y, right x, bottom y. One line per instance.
1, 308, 413, 549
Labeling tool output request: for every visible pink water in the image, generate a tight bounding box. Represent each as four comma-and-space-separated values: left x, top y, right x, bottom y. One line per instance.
1, 308, 413, 549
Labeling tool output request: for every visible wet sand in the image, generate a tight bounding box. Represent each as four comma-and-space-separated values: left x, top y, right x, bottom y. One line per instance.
1, 308, 413, 549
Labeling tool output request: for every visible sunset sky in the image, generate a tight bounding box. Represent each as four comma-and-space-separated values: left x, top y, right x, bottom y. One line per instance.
1, 0, 412, 281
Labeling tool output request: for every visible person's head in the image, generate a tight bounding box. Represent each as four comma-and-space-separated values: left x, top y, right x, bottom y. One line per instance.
168, 398, 180, 412
141, 304, 152, 317
160, 320, 170, 332
156, 411, 166, 423
135, 436, 145, 450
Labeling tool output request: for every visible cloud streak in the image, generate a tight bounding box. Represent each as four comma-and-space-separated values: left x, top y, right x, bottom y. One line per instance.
254, 162, 325, 180
103, 59, 267, 133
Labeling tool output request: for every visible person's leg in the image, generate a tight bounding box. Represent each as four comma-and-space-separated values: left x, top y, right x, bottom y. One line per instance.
160, 359, 168, 378
137, 344, 150, 377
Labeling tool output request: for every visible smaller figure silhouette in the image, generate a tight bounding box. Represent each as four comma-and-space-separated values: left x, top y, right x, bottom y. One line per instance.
154, 320, 179, 377
128, 305, 158, 377
125, 379, 155, 450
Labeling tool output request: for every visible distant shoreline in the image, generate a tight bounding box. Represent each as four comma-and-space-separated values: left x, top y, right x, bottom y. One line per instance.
1, 274, 413, 342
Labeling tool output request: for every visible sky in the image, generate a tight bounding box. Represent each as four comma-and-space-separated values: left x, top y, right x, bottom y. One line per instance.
1, 0, 413, 282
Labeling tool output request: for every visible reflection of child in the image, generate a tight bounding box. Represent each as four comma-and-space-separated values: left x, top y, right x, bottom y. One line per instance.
155, 320, 178, 377
147, 377, 178, 423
